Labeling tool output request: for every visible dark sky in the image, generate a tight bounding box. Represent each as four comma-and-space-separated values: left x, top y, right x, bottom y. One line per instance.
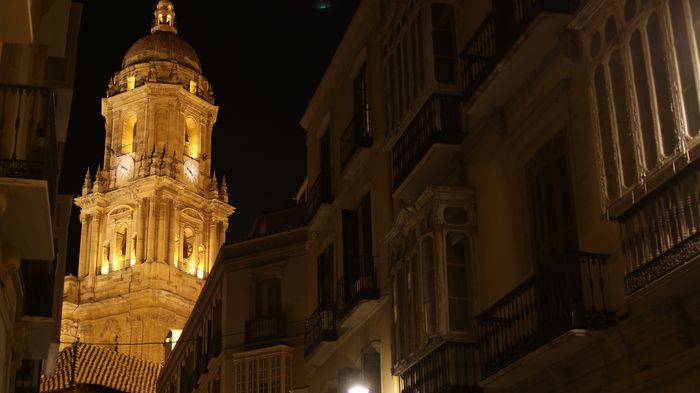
59, 0, 358, 275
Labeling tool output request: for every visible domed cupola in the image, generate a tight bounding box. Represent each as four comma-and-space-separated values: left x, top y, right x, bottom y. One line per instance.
108, 0, 213, 102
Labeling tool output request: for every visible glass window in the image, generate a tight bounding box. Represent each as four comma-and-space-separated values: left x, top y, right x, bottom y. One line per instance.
609, 50, 638, 186
594, 66, 620, 198
669, 0, 700, 137
444, 207, 468, 224
421, 236, 437, 335
630, 29, 658, 170
431, 4, 457, 84
445, 232, 472, 331
647, 12, 678, 156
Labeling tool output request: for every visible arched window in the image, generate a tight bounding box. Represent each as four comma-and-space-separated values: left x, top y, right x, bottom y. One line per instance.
184, 117, 198, 158
115, 223, 128, 270
183, 227, 195, 265
122, 113, 137, 154
197, 245, 205, 278
101, 242, 110, 275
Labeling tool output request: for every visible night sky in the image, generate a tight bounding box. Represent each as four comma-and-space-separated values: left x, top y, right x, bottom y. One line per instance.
59, 0, 358, 275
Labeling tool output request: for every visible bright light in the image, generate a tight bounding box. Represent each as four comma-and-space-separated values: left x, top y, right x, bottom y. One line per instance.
189, 80, 197, 94
127, 76, 135, 90
101, 263, 109, 275
348, 385, 369, 393
130, 258, 136, 266
197, 268, 204, 279
170, 329, 182, 348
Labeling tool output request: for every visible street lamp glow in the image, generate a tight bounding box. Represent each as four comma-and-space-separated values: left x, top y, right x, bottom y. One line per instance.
348, 384, 369, 393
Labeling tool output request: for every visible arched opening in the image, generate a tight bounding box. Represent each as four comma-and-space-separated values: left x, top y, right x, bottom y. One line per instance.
184, 117, 198, 158
197, 244, 205, 278
101, 241, 111, 275
122, 113, 137, 154
183, 227, 195, 271
115, 223, 128, 270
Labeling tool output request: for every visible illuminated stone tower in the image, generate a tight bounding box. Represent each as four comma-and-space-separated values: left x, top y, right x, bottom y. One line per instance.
60, 0, 234, 362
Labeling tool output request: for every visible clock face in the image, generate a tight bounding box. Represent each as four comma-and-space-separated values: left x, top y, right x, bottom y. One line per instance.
184, 158, 199, 182
116, 156, 134, 183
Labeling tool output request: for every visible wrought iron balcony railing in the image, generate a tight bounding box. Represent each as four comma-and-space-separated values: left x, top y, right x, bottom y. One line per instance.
399, 342, 482, 393
336, 256, 379, 321
0, 84, 58, 207
621, 163, 700, 294
304, 306, 337, 358
307, 170, 333, 221
477, 252, 610, 379
460, 0, 580, 101
245, 315, 287, 349
340, 116, 372, 170
391, 94, 463, 190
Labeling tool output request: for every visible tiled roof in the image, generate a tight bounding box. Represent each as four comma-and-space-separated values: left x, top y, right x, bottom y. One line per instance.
41, 342, 162, 393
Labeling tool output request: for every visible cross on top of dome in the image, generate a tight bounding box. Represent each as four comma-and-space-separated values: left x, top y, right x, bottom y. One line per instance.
151, 0, 177, 34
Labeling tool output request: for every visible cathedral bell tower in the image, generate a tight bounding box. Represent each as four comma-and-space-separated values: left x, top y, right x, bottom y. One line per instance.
61, 0, 234, 362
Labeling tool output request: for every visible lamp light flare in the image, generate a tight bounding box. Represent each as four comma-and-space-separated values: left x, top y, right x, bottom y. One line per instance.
348, 385, 370, 393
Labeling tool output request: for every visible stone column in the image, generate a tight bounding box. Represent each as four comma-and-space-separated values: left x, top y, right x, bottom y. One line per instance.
208, 221, 218, 273
147, 197, 156, 262
78, 215, 89, 276
157, 199, 169, 263
103, 115, 113, 169
136, 199, 145, 263
89, 214, 101, 275
169, 202, 179, 266
192, 229, 200, 275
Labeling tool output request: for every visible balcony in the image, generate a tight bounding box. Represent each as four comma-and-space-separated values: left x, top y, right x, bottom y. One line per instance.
336, 256, 380, 329
620, 162, 700, 304
304, 307, 337, 365
392, 94, 464, 200
340, 116, 372, 180
399, 342, 481, 393
477, 252, 611, 388
0, 84, 58, 261
245, 315, 287, 350
307, 170, 333, 223
460, 0, 580, 116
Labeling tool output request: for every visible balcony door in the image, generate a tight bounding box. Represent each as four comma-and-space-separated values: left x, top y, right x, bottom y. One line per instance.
526, 130, 577, 271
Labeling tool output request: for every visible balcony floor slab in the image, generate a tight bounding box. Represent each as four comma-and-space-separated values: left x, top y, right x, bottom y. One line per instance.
393, 144, 462, 201
465, 13, 571, 117
0, 177, 54, 260
480, 329, 604, 389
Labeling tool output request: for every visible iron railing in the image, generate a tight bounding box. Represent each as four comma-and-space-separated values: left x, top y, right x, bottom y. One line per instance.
336, 256, 380, 321
307, 170, 333, 221
304, 306, 337, 358
621, 163, 700, 293
391, 94, 463, 190
340, 116, 372, 170
0, 84, 58, 209
477, 252, 611, 379
399, 342, 482, 393
460, 0, 580, 100
245, 315, 287, 349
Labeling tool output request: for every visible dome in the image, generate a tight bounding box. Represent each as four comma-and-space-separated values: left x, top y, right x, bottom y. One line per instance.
122, 31, 201, 73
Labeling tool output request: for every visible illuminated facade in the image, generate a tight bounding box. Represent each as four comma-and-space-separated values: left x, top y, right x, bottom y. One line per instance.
302, 0, 700, 393
157, 206, 307, 393
61, 0, 234, 363
0, 0, 82, 391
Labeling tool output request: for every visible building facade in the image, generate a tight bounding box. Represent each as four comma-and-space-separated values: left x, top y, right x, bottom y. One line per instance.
157, 206, 308, 393
302, 0, 700, 392
60, 0, 234, 363
0, 0, 82, 392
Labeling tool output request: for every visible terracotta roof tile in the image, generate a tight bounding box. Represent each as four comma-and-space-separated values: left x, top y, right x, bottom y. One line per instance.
41, 342, 162, 393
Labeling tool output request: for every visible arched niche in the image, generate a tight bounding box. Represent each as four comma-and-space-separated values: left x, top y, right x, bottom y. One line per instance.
184, 117, 199, 158
122, 112, 137, 154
